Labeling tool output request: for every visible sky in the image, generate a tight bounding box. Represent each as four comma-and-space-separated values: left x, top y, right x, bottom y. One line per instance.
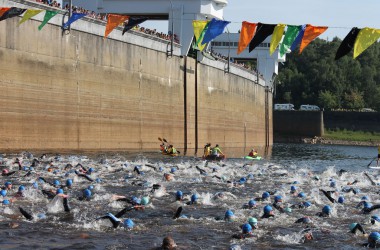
143, 0, 380, 40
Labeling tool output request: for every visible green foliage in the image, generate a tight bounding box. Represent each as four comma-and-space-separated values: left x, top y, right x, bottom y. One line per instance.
275, 38, 380, 111
324, 129, 380, 142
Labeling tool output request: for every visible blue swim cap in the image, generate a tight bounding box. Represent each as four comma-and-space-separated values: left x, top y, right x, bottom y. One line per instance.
298, 192, 306, 198
141, 196, 150, 205
88, 185, 94, 190
0, 190, 7, 197
123, 218, 134, 229
33, 182, 38, 189
247, 173, 254, 179
5, 181, 11, 187
176, 190, 183, 198
29, 167, 34, 171
37, 213, 46, 219
18, 185, 25, 192
191, 194, 198, 202
66, 179, 73, 187
83, 189, 92, 198
274, 195, 282, 203
242, 223, 252, 233
170, 167, 176, 173
372, 215, 380, 223
159, 167, 163, 172
53, 180, 60, 186
322, 205, 332, 214
293, 181, 300, 184
239, 177, 247, 184
338, 196, 345, 203
248, 199, 256, 207
88, 167, 94, 174
3, 199, 10, 205
132, 196, 141, 204
330, 181, 336, 188
264, 205, 273, 213
123, 219, 135, 229
262, 192, 270, 199
369, 232, 380, 242
225, 210, 234, 218
364, 201, 372, 209
95, 178, 102, 183
303, 217, 311, 223
303, 201, 312, 207
23, 166, 29, 171
56, 188, 64, 194
290, 185, 297, 191
349, 223, 358, 231
362, 196, 369, 201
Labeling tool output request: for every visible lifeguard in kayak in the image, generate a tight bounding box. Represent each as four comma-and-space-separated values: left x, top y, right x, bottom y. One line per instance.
245, 148, 262, 160
204, 144, 225, 161
163, 145, 179, 156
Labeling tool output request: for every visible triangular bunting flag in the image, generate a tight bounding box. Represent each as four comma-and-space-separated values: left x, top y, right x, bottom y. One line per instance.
279, 25, 301, 57
104, 14, 129, 38
18, 9, 43, 26
38, 10, 59, 30
0, 7, 10, 18
299, 24, 328, 53
290, 24, 306, 51
269, 24, 286, 56
237, 21, 257, 55
122, 17, 148, 35
192, 20, 209, 51
201, 18, 230, 45
63, 13, 87, 29
0, 7, 26, 21
354, 27, 380, 59
249, 23, 276, 52
335, 27, 361, 60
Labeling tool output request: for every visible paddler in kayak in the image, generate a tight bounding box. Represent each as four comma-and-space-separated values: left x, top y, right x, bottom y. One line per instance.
210, 144, 225, 160
248, 148, 258, 158
167, 145, 178, 156
203, 143, 211, 158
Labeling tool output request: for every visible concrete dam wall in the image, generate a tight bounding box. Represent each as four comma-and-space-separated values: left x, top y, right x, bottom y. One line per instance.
0, 0, 272, 153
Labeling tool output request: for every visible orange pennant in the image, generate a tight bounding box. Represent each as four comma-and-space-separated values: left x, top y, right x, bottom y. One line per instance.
237, 21, 257, 55
0, 7, 11, 18
299, 24, 328, 53
104, 14, 129, 38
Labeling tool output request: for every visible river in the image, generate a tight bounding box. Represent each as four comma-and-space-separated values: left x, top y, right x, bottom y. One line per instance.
0, 143, 378, 249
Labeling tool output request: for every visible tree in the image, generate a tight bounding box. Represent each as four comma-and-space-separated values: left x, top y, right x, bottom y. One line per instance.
343, 90, 365, 110
318, 90, 338, 110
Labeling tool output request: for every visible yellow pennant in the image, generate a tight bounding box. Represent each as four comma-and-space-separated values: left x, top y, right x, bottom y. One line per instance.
270, 23, 286, 56
18, 9, 43, 26
353, 27, 380, 59
192, 20, 209, 51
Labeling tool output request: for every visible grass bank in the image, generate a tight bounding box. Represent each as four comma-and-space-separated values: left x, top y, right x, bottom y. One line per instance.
324, 129, 380, 143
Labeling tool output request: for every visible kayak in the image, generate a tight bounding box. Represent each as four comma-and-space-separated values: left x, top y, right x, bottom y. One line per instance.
244, 156, 262, 160
202, 155, 226, 161
161, 151, 179, 157
369, 166, 380, 169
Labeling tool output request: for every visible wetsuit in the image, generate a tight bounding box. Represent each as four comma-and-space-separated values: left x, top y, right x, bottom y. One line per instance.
231, 233, 254, 239
262, 211, 275, 218
273, 202, 285, 213
350, 223, 366, 234
320, 189, 336, 203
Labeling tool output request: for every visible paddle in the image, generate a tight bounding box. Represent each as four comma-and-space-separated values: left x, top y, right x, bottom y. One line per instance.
163, 138, 181, 154
367, 157, 377, 167
364, 172, 376, 186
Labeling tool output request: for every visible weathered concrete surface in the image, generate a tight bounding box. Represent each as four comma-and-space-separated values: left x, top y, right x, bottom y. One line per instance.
0, 0, 272, 153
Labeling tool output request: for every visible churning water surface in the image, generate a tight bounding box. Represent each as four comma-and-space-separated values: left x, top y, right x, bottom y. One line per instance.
0, 143, 378, 250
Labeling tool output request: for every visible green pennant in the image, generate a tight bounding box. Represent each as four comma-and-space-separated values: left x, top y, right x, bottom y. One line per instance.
38, 10, 58, 30
279, 25, 301, 57
196, 22, 209, 47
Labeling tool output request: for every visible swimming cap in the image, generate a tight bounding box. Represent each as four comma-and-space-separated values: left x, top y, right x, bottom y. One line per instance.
95, 178, 102, 183
29, 167, 34, 171
56, 188, 64, 195
132, 196, 141, 205
264, 205, 273, 213
88, 185, 94, 190
159, 167, 163, 172
18, 185, 25, 192
303, 217, 311, 223
274, 195, 282, 203
176, 190, 183, 198
83, 189, 92, 198
248, 200, 256, 207
229, 244, 242, 250
284, 207, 292, 213
369, 232, 380, 242
0, 190, 7, 197
242, 223, 252, 233
262, 192, 270, 199
123, 218, 134, 229
330, 181, 336, 188
322, 205, 332, 214
37, 213, 46, 219
248, 217, 258, 224
5, 181, 11, 187
298, 192, 306, 198
3, 199, 10, 205
372, 215, 380, 222
290, 185, 297, 191
87, 167, 94, 174
362, 196, 369, 201
33, 182, 38, 189
191, 194, 198, 202
239, 177, 247, 184
364, 201, 372, 209
66, 179, 73, 187
349, 223, 357, 231
2, 169, 8, 174
53, 180, 60, 186
225, 210, 234, 218
23, 166, 29, 171
353, 188, 360, 194
313, 175, 320, 180
293, 181, 300, 184
303, 201, 312, 207
170, 167, 176, 173
338, 196, 345, 203
247, 173, 254, 179
141, 196, 150, 205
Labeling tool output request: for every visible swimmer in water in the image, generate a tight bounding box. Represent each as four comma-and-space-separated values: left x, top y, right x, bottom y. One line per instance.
185, 194, 199, 205
96, 208, 136, 229
242, 199, 257, 209
349, 223, 366, 235
272, 195, 285, 213
214, 210, 235, 222
2, 169, 16, 176
362, 232, 380, 248
291, 201, 312, 209
262, 205, 274, 218
319, 189, 336, 203
232, 223, 254, 239
316, 205, 332, 217
254, 191, 270, 202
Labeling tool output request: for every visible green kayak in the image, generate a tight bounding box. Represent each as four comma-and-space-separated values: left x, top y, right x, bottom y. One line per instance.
244, 156, 262, 160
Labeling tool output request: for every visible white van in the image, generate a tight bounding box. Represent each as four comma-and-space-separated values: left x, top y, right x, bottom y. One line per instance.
299, 105, 320, 111
274, 104, 295, 110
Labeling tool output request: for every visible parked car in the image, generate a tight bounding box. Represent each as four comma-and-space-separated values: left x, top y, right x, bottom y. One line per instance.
274, 103, 295, 110
299, 105, 320, 111
360, 108, 376, 112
